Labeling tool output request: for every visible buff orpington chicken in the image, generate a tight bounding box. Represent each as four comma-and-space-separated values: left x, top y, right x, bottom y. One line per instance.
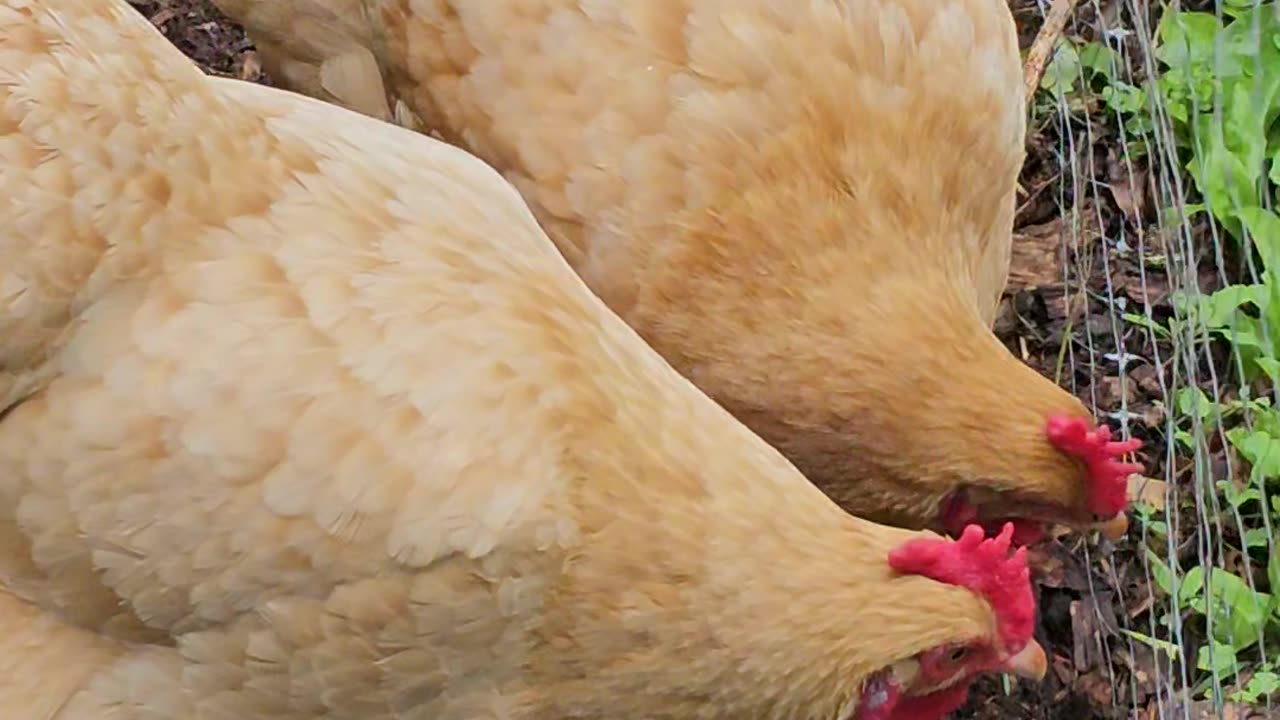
212, 0, 1145, 546
0, 1, 1045, 718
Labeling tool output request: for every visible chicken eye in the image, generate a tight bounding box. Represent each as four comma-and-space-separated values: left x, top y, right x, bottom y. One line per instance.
948, 647, 969, 663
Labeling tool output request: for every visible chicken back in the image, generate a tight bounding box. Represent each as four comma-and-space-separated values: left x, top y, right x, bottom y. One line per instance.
0, 1, 1043, 718
213, 0, 1145, 544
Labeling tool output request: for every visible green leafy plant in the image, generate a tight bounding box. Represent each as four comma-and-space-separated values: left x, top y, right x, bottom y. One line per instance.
1116, 3, 1280, 704
1154, 6, 1280, 383
1039, 37, 1151, 126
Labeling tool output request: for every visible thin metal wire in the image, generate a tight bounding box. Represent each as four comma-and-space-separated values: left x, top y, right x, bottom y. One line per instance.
1043, 0, 1280, 716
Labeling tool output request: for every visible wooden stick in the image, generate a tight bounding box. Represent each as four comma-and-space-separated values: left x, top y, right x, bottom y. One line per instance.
1023, 0, 1082, 103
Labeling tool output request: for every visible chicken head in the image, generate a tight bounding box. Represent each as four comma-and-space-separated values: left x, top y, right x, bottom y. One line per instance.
853, 523, 1045, 720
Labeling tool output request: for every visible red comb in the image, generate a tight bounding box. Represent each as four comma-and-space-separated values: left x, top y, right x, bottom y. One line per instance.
1045, 415, 1143, 516
887, 524, 1034, 651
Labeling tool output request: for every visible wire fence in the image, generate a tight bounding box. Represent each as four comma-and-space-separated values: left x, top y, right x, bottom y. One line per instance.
1032, 0, 1280, 716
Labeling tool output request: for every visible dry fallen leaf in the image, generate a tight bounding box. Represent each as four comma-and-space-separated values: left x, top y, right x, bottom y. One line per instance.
1107, 146, 1148, 225
1112, 261, 1171, 307
1128, 476, 1168, 511
1188, 700, 1273, 720
148, 7, 176, 27
1074, 668, 1115, 708
1070, 599, 1098, 672
1009, 225, 1068, 292
239, 49, 262, 81
1008, 204, 1104, 293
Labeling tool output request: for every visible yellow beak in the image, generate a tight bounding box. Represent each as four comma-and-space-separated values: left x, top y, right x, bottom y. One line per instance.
1003, 639, 1048, 681
1097, 512, 1129, 540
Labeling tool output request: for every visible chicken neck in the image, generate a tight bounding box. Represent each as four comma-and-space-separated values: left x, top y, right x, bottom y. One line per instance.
518, 378, 1004, 719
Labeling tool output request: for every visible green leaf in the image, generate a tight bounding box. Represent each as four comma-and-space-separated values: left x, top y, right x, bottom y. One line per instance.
1101, 82, 1146, 115
1124, 312, 1170, 338
1269, 549, 1280, 597
1220, 82, 1271, 183
1042, 41, 1081, 96
1256, 356, 1280, 384
1204, 569, 1270, 649
1078, 42, 1121, 81
1181, 566, 1207, 608
1248, 402, 1280, 438
1228, 427, 1280, 481
1218, 480, 1262, 509
1175, 428, 1196, 449
1156, 12, 1225, 72
1187, 122, 1262, 230
1198, 640, 1241, 678
1221, 0, 1255, 18
1147, 548, 1175, 597
1183, 284, 1267, 329
1160, 203, 1205, 229
1244, 527, 1271, 549
1177, 386, 1216, 421
1221, 4, 1280, 75
1230, 671, 1280, 703
1157, 73, 1192, 126
1121, 629, 1182, 659
1222, 321, 1268, 354
1240, 207, 1280, 271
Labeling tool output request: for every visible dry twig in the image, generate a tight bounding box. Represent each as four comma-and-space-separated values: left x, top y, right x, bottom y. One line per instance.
1023, 0, 1081, 103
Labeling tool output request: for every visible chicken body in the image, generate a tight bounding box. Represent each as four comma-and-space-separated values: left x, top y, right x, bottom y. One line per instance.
213, 0, 1142, 542
0, 1, 1041, 717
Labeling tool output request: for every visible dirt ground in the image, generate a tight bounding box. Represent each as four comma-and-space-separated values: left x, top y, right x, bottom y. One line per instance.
126, 0, 1218, 717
